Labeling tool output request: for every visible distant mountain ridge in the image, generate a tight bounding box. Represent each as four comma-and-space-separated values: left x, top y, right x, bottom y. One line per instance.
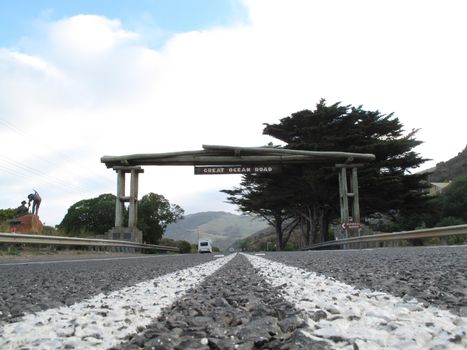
165, 211, 268, 250
428, 145, 467, 182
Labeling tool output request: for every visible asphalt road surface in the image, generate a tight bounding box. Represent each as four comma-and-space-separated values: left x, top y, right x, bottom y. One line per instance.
0, 246, 465, 349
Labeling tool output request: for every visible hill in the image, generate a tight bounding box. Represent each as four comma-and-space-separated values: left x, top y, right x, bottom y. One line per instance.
232, 226, 276, 251
165, 211, 268, 250
231, 225, 307, 252
428, 145, 467, 182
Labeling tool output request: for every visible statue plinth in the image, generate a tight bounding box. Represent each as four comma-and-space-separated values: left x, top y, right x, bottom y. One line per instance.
9, 214, 44, 234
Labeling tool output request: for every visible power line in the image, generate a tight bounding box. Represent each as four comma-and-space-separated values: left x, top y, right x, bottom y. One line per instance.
0, 118, 115, 192
0, 118, 114, 182
0, 156, 91, 196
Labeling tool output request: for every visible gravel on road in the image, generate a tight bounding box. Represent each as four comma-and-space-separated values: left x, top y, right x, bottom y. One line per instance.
264, 246, 467, 317
0, 246, 465, 349
0, 253, 214, 324
116, 253, 329, 350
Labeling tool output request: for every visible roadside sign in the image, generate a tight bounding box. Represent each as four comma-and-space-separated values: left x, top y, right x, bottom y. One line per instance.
342, 222, 362, 229
194, 165, 280, 175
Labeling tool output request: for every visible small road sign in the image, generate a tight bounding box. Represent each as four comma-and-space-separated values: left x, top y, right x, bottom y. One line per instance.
342, 222, 362, 229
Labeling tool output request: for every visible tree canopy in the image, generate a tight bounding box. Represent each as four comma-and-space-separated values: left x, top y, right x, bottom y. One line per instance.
0, 208, 15, 223
59, 193, 115, 236
262, 100, 429, 215
224, 100, 430, 250
432, 175, 467, 224
58, 192, 184, 242
138, 192, 184, 244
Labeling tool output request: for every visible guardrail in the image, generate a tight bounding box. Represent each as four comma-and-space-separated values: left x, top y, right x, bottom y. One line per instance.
302, 224, 467, 250
0, 232, 180, 253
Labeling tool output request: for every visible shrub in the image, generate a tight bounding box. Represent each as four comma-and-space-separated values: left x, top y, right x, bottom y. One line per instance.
176, 240, 192, 254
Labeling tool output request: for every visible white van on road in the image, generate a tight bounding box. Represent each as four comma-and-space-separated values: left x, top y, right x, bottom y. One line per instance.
198, 240, 212, 253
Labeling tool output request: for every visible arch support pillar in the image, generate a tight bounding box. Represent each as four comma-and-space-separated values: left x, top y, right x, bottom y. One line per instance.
336, 163, 363, 239
336, 163, 362, 224
107, 166, 144, 243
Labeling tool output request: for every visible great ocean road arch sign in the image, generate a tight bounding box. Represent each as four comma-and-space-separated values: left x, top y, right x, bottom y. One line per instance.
101, 145, 375, 243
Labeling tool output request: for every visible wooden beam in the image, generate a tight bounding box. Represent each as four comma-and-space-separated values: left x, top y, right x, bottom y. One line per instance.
351, 167, 360, 223
101, 145, 376, 168
341, 168, 349, 223
335, 163, 365, 168
112, 166, 144, 172
103, 155, 342, 167
202, 144, 376, 161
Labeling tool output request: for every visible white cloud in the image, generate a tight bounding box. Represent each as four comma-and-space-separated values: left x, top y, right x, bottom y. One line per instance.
1, 0, 466, 225
0, 49, 62, 79
47, 15, 139, 60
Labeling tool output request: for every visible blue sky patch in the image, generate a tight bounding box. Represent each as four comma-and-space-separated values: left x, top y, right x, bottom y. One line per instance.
0, 0, 249, 48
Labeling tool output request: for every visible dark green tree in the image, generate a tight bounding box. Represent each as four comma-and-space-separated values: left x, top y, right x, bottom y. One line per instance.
138, 192, 184, 244
263, 100, 429, 215
0, 208, 15, 223
59, 193, 184, 242
159, 238, 192, 253
225, 100, 430, 248
59, 194, 116, 236
223, 171, 299, 250
176, 240, 192, 254
436, 175, 467, 223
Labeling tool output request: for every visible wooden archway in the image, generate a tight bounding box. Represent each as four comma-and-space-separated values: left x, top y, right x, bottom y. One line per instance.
101, 145, 375, 242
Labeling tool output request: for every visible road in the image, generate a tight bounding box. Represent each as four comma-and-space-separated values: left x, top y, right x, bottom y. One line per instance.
0, 246, 465, 349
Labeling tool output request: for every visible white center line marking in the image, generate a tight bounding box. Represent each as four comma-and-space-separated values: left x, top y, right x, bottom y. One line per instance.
245, 253, 467, 350
0, 254, 236, 350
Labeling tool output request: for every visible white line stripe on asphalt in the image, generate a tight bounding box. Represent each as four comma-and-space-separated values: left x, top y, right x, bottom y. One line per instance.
245, 253, 467, 350
0, 254, 236, 350
0, 254, 180, 266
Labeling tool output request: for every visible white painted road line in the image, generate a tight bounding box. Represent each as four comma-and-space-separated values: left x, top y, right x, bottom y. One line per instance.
0, 254, 180, 266
0, 254, 236, 350
245, 254, 467, 350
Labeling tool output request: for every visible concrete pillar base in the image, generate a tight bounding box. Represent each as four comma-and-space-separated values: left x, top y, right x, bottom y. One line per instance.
106, 227, 143, 243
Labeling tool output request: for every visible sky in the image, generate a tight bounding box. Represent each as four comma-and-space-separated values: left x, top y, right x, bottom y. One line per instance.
1, 0, 466, 227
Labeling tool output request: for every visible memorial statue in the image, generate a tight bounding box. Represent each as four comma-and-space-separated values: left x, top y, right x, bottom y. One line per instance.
15, 200, 29, 217
27, 190, 42, 215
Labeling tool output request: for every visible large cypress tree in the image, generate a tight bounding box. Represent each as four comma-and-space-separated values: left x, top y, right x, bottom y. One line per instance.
224, 100, 430, 249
